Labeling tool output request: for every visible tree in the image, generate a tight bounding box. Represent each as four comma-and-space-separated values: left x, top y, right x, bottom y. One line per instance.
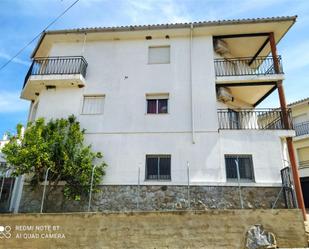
2, 115, 107, 204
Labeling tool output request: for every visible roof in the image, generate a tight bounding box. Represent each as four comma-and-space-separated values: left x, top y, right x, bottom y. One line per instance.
288, 97, 309, 107
32, 15, 297, 58
44, 16, 297, 34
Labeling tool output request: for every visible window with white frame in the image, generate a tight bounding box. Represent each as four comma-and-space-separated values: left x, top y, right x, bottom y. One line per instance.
148, 46, 170, 64
146, 94, 169, 114
225, 154, 254, 182
82, 95, 105, 115
146, 155, 171, 180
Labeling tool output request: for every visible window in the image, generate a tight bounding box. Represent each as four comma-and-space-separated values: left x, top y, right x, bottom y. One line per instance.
148, 46, 170, 64
228, 109, 240, 129
146, 94, 169, 114
297, 147, 309, 167
82, 95, 105, 115
225, 155, 254, 182
146, 155, 171, 180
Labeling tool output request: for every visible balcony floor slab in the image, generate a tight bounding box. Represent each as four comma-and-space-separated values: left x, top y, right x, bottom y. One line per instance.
21, 74, 86, 100
216, 74, 284, 84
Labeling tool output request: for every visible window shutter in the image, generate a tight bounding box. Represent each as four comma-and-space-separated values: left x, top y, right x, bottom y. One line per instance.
148, 46, 170, 64
82, 96, 104, 114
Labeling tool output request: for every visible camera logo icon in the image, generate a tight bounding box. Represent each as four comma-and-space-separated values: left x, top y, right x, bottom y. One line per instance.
0, 225, 11, 239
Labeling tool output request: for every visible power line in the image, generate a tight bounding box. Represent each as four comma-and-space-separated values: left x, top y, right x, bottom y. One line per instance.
0, 0, 80, 72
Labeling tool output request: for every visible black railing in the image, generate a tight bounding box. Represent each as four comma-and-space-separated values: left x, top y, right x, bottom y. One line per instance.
217, 108, 293, 130
281, 167, 297, 208
23, 56, 88, 88
299, 160, 309, 169
214, 56, 283, 76
294, 121, 309, 136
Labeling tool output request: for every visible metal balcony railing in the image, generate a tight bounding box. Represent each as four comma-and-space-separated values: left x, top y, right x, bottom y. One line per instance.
217, 108, 293, 130
299, 160, 309, 169
214, 56, 283, 76
294, 121, 309, 137
23, 56, 88, 88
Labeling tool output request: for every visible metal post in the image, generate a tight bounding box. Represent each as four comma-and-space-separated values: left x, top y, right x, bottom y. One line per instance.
6, 177, 14, 210
0, 176, 5, 203
137, 167, 140, 210
88, 165, 98, 212
187, 161, 190, 209
40, 167, 50, 213
272, 187, 283, 209
235, 158, 244, 209
0, 170, 9, 202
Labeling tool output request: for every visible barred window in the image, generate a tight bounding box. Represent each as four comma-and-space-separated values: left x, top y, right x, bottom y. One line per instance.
225, 155, 254, 182
146, 155, 171, 180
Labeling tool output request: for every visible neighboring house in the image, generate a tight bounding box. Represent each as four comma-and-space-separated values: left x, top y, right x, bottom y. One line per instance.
289, 97, 309, 208
0, 134, 8, 169
0, 134, 14, 212
18, 16, 305, 213
0, 133, 25, 213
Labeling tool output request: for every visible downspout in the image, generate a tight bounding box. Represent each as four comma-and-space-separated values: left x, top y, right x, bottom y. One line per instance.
81, 32, 87, 55
189, 23, 195, 144
27, 101, 34, 122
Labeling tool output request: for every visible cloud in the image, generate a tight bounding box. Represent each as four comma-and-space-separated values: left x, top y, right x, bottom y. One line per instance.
197, 0, 290, 21
0, 52, 31, 67
0, 91, 29, 113
122, 0, 191, 24
282, 41, 309, 71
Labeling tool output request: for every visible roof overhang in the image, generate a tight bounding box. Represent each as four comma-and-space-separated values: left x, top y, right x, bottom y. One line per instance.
217, 82, 278, 107
31, 16, 297, 58
288, 97, 309, 107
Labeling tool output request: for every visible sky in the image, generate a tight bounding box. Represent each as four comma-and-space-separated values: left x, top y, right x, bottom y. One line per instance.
0, 0, 309, 137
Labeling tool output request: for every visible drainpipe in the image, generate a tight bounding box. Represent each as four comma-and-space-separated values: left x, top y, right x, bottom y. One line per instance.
81, 32, 87, 56
189, 23, 195, 144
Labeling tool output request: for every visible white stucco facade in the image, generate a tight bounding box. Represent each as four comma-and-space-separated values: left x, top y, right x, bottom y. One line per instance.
21, 31, 295, 188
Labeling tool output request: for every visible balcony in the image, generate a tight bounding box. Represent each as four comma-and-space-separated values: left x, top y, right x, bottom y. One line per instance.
294, 121, 309, 137
214, 56, 284, 84
217, 108, 293, 130
21, 56, 88, 100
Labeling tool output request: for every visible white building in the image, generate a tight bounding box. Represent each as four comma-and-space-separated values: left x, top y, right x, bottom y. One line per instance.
17, 16, 306, 213
0, 134, 20, 213
0, 134, 9, 169
289, 97, 309, 208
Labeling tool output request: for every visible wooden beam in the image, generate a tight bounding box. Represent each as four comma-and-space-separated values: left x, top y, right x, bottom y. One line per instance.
213, 32, 270, 39
286, 137, 307, 219
253, 85, 277, 107
249, 37, 270, 66
269, 31, 307, 220
269, 32, 281, 74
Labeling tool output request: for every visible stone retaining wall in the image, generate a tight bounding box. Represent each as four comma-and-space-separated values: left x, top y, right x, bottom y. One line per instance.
19, 185, 285, 213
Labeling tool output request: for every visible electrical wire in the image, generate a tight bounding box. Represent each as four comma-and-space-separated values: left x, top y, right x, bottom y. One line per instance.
0, 0, 80, 72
